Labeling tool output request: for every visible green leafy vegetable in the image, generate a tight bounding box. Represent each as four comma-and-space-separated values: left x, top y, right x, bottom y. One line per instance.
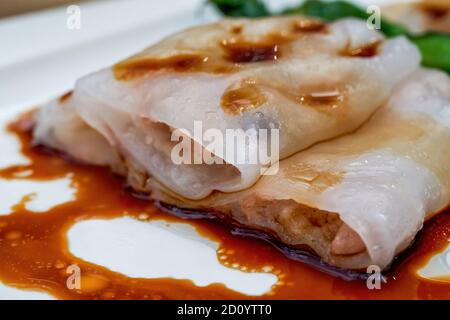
208, 0, 450, 73
410, 33, 450, 73
284, 0, 367, 21
208, 0, 269, 17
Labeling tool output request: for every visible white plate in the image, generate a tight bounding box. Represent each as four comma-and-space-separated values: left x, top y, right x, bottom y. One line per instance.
0, 0, 448, 300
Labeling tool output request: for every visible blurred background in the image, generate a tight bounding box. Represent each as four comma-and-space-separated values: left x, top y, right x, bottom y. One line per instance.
0, 0, 90, 18
0, 0, 426, 19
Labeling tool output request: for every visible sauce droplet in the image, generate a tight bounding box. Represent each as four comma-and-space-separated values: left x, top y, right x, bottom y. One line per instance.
421, 4, 449, 19
59, 91, 73, 104
298, 90, 343, 105
221, 39, 281, 63
221, 79, 267, 115
113, 54, 236, 81
342, 41, 380, 58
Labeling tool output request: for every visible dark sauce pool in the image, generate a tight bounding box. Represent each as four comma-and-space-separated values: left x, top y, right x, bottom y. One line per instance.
0, 118, 448, 299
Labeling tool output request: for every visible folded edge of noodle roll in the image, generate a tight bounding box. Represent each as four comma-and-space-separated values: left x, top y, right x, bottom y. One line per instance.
33, 17, 420, 200
151, 69, 450, 270
33, 95, 125, 174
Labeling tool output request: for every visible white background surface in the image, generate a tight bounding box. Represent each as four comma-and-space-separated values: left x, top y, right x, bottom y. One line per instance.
0, 0, 446, 300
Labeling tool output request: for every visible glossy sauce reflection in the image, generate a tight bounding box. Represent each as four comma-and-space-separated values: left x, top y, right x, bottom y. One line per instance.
341, 41, 380, 58
221, 78, 267, 115
0, 120, 448, 299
